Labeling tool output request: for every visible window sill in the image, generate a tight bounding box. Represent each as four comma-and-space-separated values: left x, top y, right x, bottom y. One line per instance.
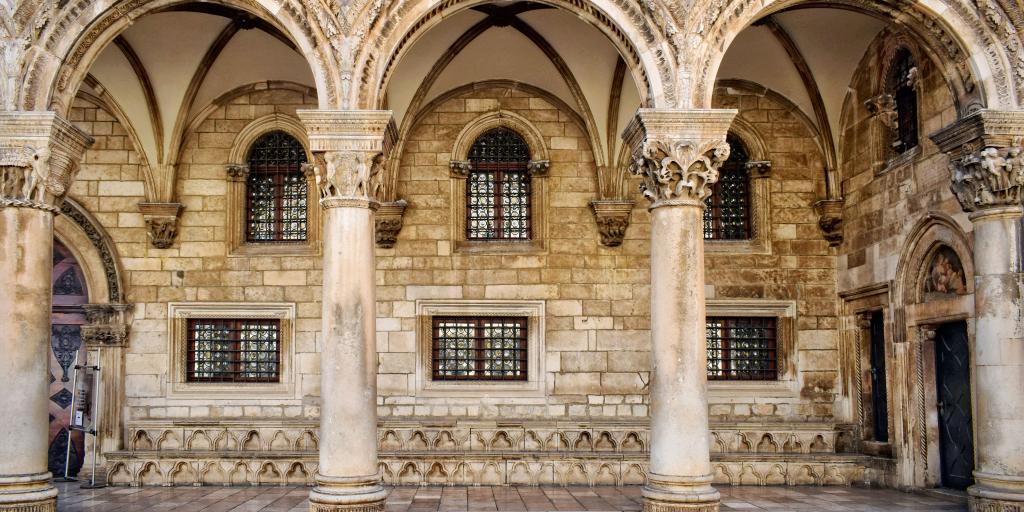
708, 379, 798, 399
454, 239, 546, 254
228, 240, 319, 257
705, 238, 770, 255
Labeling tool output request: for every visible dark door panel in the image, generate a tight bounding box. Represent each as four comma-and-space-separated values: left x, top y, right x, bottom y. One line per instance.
934, 321, 974, 490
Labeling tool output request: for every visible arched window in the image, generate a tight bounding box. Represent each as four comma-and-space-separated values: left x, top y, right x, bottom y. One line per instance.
887, 48, 919, 154
704, 135, 750, 240
245, 131, 308, 242
466, 128, 531, 240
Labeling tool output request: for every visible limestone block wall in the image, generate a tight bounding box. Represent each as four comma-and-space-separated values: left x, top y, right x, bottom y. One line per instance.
66, 81, 845, 441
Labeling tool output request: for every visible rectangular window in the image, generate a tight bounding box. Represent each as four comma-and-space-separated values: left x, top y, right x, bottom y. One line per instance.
431, 316, 527, 381
706, 316, 777, 380
186, 318, 281, 383
467, 167, 531, 240
246, 166, 308, 242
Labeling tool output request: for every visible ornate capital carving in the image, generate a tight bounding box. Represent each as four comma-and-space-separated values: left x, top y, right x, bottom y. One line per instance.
225, 164, 250, 181
138, 202, 183, 249
865, 94, 898, 131
375, 199, 407, 249
855, 312, 873, 330
622, 109, 737, 207
296, 110, 396, 208
813, 199, 844, 247
81, 303, 133, 348
590, 200, 634, 247
917, 325, 937, 344
930, 110, 1024, 214
0, 112, 92, 212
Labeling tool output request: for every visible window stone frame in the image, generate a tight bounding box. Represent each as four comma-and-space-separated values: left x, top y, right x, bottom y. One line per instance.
448, 111, 549, 254
414, 299, 546, 398
705, 123, 772, 255
225, 114, 320, 257
706, 299, 799, 399
167, 302, 296, 399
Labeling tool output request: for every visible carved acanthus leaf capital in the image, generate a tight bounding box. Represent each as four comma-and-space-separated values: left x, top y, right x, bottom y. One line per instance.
0, 112, 92, 212
622, 109, 737, 207
138, 202, 183, 249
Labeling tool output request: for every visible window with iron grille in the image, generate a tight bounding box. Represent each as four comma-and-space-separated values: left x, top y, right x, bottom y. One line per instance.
246, 131, 308, 242
706, 316, 777, 380
466, 128, 531, 240
186, 318, 281, 383
431, 316, 527, 381
704, 135, 750, 240
887, 48, 919, 154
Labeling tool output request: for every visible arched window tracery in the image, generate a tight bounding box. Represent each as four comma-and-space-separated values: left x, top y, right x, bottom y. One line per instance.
466, 128, 532, 241
886, 47, 919, 154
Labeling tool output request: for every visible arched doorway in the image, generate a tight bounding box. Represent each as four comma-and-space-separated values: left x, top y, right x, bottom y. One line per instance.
49, 239, 88, 478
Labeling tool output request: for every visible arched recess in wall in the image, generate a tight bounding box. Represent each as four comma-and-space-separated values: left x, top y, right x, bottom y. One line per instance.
694, 0, 1012, 113
891, 211, 975, 488
55, 198, 127, 305
27, 0, 337, 115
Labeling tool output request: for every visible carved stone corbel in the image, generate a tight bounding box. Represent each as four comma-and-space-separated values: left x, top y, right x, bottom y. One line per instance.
526, 160, 550, 177
80, 303, 133, 347
375, 199, 408, 248
929, 111, 1024, 213
225, 163, 250, 181
589, 200, 634, 247
449, 160, 472, 178
0, 112, 93, 212
745, 160, 772, 179
622, 109, 736, 207
813, 199, 844, 247
138, 202, 183, 249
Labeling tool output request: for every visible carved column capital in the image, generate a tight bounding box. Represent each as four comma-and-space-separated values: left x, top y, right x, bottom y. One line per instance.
375, 199, 407, 249
930, 110, 1024, 215
865, 93, 898, 130
138, 202, 183, 249
526, 160, 550, 177
917, 324, 937, 344
296, 110, 396, 209
622, 109, 737, 208
0, 111, 93, 212
80, 303, 133, 348
225, 163, 250, 181
813, 198, 844, 247
590, 199, 634, 247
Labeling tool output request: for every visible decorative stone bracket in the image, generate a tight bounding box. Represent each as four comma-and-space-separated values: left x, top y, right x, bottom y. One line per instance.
746, 160, 772, 178
449, 159, 551, 178
0, 112, 92, 212
81, 303, 133, 347
621, 109, 737, 207
590, 200, 634, 247
376, 199, 408, 248
929, 110, 1024, 213
225, 163, 250, 181
813, 199, 844, 247
138, 202, 183, 249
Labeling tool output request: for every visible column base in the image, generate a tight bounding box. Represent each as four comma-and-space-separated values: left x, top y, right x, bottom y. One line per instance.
642, 472, 720, 512
308, 473, 387, 512
968, 472, 1024, 511
0, 472, 57, 512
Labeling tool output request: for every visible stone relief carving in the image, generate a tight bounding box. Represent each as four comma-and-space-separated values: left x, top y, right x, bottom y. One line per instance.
948, 142, 1024, 212
590, 200, 634, 247
304, 150, 385, 204
60, 199, 123, 303
923, 246, 968, 296
295, 110, 395, 206
81, 303, 133, 347
138, 202, 183, 249
375, 199, 407, 248
0, 113, 91, 211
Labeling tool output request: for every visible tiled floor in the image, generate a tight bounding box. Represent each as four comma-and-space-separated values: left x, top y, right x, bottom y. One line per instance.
53, 482, 967, 511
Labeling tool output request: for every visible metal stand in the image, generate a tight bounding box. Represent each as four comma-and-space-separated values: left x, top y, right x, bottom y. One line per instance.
53, 352, 81, 483
75, 358, 105, 489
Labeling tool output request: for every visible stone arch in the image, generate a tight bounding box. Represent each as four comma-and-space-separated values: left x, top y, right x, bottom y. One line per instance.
228, 114, 314, 165
27, 0, 338, 116
352, 0, 677, 110
693, 0, 1014, 113
895, 212, 974, 307
55, 197, 126, 304
451, 110, 550, 164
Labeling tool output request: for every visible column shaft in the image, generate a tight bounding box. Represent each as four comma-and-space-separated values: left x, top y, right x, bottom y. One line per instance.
0, 207, 58, 511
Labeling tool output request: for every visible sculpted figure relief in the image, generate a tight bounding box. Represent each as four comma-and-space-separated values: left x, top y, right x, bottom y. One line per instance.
309, 150, 386, 204
949, 140, 1024, 211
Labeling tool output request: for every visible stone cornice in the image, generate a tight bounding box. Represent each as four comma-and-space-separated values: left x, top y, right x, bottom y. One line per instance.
622, 109, 737, 207
0, 111, 93, 212
929, 110, 1024, 156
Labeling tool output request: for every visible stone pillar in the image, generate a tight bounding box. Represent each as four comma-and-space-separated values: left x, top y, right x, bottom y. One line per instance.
931, 110, 1024, 510
0, 112, 91, 511
296, 110, 395, 512
623, 109, 736, 512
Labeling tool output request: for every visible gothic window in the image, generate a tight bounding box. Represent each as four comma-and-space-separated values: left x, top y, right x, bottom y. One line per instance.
887, 48, 919, 154
704, 135, 750, 240
186, 318, 281, 383
706, 316, 778, 380
466, 128, 531, 240
246, 131, 308, 242
431, 316, 527, 381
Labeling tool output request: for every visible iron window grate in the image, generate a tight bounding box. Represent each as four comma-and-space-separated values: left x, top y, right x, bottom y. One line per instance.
704, 135, 751, 240
467, 128, 531, 240
432, 316, 528, 381
887, 48, 919, 153
246, 131, 308, 242
186, 318, 281, 383
706, 316, 777, 380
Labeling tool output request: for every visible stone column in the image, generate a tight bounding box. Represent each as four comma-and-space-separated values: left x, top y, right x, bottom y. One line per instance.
931, 110, 1024, 510
297, 110, 395, 512
0, 112, 91, 511
623, 109, 736, 512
